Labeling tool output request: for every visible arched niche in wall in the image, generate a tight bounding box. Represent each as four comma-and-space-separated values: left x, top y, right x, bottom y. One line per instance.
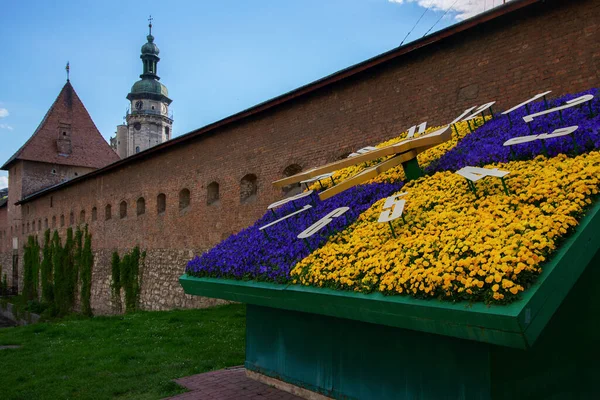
120, 201, 128, 219
240, 174, 258, 203
179, 189, 190, 212
282, 164, 303, 197
157, 193, 166, 215
207, 182, 219, 206
137, 197, 146, 216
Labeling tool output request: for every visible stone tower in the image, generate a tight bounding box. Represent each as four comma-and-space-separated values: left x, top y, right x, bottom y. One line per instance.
115, 18, 173, 158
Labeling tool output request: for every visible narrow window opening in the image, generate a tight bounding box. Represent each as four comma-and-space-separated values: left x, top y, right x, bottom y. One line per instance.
137, 197, 146, 216
120, 201, 128, 219
207, 182, 220, 206
157, 193, 166, 215
282, 164, 303, 197
179, 189, 190, 211
240, 174, 258, 203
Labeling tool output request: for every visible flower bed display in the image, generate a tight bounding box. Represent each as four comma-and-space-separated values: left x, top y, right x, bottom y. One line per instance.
186, 181, 404, 282
186, 88, 600, 305
293, 152, 600, 303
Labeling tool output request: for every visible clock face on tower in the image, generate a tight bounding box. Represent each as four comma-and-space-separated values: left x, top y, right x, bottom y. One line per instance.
135, 100, 143, 110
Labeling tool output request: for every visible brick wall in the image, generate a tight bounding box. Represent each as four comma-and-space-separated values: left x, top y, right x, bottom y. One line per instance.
1, 0, 599, 313
21, 160, 95, 198
0, 207, 7, 254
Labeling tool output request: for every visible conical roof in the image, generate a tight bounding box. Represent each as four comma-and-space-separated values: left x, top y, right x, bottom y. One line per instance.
1, 81, 120, 170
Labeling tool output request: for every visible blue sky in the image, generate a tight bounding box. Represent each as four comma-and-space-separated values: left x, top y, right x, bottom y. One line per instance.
0, 0, 501, 189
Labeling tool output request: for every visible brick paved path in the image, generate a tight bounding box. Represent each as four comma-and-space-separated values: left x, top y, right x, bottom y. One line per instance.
165, 366, 303, 400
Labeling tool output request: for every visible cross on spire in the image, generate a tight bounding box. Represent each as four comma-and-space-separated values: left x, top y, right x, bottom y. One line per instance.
66, 61, 70, 82
148, 15, 153, 35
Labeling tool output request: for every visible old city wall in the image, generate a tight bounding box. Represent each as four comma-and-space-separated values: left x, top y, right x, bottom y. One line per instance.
2, 0, 598, 313
21, 160, 96, 198
0, 206, 9, 286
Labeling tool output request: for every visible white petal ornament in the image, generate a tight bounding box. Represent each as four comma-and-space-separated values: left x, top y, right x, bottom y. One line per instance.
298, 207, 350, 249
503, 126, 579, 157
456, 166, 510, 195
502, 90, 552, 127
267, 190, 315, 215
461, 102, 496, 132
259, 204, 313, 240
406, 122, 427, 139
377, 192, 408, 238
523, 95, 594, 133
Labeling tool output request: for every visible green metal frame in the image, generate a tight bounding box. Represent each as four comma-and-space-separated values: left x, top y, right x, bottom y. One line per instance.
180, 199, 600, 349
401, 157, 423, 181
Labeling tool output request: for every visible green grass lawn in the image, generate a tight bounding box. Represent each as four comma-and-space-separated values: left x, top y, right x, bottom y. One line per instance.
0, 303, 245, 399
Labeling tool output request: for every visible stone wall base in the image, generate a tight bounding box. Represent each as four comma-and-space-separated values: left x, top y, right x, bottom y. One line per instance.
246, 369, 333, 400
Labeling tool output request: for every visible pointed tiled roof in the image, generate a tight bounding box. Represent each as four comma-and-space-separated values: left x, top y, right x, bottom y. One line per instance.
1, 81, 120, 170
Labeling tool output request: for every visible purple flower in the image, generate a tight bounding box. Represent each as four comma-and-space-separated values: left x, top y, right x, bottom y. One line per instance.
186, 181, 404, 283
427, 88, 600, 174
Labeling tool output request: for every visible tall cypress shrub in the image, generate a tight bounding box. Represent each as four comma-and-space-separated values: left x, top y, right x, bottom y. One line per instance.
73, 227, 83, 306
41, 230, 54, 303
80, 227, 93, 316
23, 235, 40, 301
53, 229, 73, 316
119, 247, 143, 313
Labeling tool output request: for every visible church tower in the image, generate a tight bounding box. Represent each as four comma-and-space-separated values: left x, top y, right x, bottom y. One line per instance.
116, 17, 173, 158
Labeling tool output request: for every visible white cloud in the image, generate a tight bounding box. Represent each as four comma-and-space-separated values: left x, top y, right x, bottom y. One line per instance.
0, 176, 7, 189
389, 0, 510, 20
0, 108, 8, 118
0, 124, 13, 131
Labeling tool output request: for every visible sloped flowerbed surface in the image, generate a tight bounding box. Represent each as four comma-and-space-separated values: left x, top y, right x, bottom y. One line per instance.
187, 88, 600, 304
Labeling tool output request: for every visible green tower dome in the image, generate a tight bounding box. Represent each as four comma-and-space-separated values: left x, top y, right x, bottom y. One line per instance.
126, 20, 172, 104
130, 79, 169, 96
141, 34, 160, 56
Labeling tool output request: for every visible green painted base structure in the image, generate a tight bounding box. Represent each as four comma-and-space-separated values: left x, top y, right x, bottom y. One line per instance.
180, 200, 600, 399
246, 248, 600, 399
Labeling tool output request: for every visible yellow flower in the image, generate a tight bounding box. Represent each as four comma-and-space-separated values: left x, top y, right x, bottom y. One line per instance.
291, 133, 600, 303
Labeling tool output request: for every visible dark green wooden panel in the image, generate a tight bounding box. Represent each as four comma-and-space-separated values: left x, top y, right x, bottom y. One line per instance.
490, 248, 600, 399
246, 305, 492, 400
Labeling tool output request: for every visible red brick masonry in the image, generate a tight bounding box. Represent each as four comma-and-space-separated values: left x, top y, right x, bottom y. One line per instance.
166, 366, 302, 400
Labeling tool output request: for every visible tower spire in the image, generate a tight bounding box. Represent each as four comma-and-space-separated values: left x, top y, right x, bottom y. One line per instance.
148, 15, 153, 36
